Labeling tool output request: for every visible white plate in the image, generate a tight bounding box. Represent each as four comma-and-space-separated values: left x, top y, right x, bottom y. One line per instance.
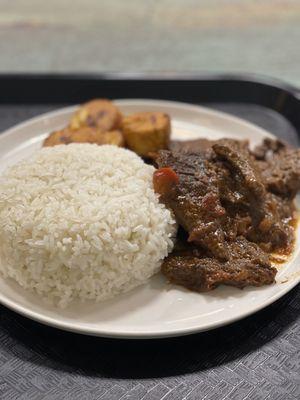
0, 99, 299, 339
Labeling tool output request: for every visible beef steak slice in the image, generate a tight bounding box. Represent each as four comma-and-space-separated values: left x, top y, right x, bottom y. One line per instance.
155, 149, 229, 259
162, 237, 276, 291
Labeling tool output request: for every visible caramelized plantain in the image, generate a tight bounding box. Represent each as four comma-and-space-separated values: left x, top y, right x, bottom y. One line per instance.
43, 127, 124, 147
70, 99, 122, 132
121, 112, 170, 157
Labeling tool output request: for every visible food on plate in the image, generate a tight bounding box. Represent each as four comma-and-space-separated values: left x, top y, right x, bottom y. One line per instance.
121, 112, 171, 157
0, 144, 176, 307
254, 138, 300, 198
43, 127, 73, 146
162, 237, 275, 291
43, 100, 171, 157
43, 126, 124, 147
2, 96, 300, 307
154, 137, 299, 291
169, 138, 249, 153
69, 99, 122, 131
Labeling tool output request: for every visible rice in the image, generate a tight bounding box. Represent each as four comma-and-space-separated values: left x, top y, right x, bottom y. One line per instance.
0, 144, 176, 307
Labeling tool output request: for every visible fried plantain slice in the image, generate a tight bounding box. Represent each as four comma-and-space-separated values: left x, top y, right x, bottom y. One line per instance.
43, 127, 124, 147
69, 99, 122, 132
43, 127, 73, 147
121, 112, 170, 157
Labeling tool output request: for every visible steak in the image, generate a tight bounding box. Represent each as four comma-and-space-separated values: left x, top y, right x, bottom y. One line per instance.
170, 138, 249, 155
256, 147, 300, 198
212, 144, 266, 223
153, 137, 299, 292
155, 149, 229, 259
213, 144, 294, 250
162, 237, 276, 291
252, 138, 286, 160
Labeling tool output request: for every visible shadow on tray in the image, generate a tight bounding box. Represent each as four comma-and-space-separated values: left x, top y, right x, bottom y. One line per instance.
1, 284, 300, 379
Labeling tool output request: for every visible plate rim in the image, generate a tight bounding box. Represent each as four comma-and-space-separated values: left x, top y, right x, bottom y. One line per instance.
0, 98, 299, 339
0, 275, 299, 339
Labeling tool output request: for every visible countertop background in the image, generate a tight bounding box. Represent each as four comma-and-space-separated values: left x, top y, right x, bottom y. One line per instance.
0, 0, 299, 86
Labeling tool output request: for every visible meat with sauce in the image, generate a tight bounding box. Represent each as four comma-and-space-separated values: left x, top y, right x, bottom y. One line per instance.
253, 139, 300, 198
154, 138, 299, 292
162, 237, 276, 291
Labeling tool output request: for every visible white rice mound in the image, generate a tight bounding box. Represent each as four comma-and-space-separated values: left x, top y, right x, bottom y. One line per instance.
0, 144, 176, 307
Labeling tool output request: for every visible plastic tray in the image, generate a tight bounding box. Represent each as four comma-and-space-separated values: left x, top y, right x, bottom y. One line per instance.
0, 73, 300, 400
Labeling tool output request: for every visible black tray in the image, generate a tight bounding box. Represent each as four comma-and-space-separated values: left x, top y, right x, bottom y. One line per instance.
1, 73, 300, 400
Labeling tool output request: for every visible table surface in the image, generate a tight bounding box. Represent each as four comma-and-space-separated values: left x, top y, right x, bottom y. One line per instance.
1, 101, 300, 400
0, 0, 300, 86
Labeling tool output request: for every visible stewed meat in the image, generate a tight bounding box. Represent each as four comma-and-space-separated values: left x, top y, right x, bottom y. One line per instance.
155, 150, 229, 259
170, 138, 249, 153
255, 144, 300, 198
213, 144, 294, 250
162, 237, 276, 291
212, 144, 266, 222
252, 138, 286, 160
154, 137, 299, 292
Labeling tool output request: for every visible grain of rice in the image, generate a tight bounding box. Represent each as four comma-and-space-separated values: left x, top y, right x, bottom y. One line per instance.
0, 144, 176, 307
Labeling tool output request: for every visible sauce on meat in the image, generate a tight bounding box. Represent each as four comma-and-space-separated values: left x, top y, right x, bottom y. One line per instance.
154, 138, 300, 291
